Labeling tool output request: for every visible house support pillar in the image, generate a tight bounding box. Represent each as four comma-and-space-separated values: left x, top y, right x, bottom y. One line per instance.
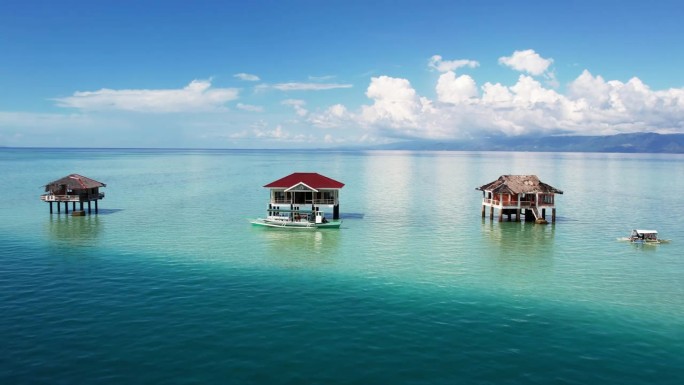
333, 204, 340, 220
498, 209, 503, 222
481, 205, 486, 218
552, 208, 556, 223
64, 202, 69, 215
49, 202, 53, 214
95, 200, 98, 214
490, 206, 494, 220
516, 209, 521, 222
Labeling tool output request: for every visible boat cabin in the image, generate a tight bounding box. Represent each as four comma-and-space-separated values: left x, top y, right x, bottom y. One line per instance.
41, 173, 106, 214
630, 229, 659, 243
477, 175, 562, 223
263, 172, 344, 221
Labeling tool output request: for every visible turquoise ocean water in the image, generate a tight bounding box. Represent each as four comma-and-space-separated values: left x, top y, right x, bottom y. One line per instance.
1, 148, 683, 384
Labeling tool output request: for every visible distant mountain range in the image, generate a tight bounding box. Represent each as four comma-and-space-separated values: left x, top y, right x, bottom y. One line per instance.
362, 133, 684, 153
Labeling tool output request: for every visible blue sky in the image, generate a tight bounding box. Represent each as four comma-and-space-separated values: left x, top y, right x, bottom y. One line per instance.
2, 0, 684, 148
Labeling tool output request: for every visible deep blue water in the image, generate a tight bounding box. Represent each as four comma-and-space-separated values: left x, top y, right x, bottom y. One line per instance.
1, 148, 683, 384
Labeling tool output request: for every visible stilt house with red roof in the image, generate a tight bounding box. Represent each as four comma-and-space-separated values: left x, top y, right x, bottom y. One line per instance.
263, 172, 344, 221
477, 175, 562, 223
41, 173, 106, 215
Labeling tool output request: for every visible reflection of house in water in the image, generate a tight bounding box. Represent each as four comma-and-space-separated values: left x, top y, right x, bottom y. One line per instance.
48, 215, 103, 248
41, 174, 106, 215
264, 172, 344, 221
477, 175, 562, 223
260, 229, 341, 267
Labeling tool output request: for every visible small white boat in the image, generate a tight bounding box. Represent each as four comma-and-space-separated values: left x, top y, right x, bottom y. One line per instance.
251, 213, 341, 229
627, 229, 668, 244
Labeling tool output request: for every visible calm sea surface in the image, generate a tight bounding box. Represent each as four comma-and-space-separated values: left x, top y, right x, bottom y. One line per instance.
1, 148, 683, 384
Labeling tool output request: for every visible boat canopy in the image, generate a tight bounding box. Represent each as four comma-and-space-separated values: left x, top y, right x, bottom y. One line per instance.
634, 229, 658, 234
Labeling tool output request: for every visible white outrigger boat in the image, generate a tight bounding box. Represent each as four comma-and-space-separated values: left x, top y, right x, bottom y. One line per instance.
251, 212, 341, 229
623, 229, 670, 245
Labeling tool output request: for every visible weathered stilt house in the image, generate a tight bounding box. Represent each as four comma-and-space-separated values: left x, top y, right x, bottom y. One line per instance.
261, 172, 344, 225
477, 175, 562, 224
41, 174, 106, 215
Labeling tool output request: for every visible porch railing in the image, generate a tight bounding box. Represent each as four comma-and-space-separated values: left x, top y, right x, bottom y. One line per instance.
41, 193, 105, 202
271, 198, 336, 205
482, 198, 553, 207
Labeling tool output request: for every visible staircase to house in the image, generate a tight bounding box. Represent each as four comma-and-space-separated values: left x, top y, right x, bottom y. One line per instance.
529, 206, 548, 224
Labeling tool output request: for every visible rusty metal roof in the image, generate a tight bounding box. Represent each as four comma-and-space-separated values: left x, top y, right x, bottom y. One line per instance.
44, 174, 106, 192
476, 175, 563, 195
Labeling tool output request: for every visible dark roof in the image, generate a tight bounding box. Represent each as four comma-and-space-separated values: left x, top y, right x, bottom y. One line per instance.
44, 174, 106, 191
476, 175, 563, 195
264, 172, 344, 189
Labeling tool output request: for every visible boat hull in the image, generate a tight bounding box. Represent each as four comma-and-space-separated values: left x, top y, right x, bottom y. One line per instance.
250, 218, 341, 229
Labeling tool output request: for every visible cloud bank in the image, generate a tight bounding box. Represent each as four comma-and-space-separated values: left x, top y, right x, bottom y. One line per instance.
54, 80, 239, 113
31, 48, 684, 147
309, 50, 684, 140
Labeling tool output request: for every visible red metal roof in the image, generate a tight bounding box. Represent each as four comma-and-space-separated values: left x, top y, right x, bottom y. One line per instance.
264, 172, 344, 189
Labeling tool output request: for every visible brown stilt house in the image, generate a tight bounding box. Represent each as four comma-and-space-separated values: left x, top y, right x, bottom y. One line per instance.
477, 175, 562, 223
41, 174, 106, 215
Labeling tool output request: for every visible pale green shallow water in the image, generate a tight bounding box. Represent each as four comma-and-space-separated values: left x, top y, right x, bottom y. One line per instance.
1, 148, 683, 384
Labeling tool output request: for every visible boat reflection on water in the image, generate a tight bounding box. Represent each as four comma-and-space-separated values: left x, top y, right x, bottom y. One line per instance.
255, 227, 342, 269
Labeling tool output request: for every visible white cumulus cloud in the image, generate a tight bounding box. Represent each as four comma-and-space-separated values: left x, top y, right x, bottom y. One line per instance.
498, 49, 553, 76
436, 72, 479, 104
309, 104, 352, 129
428, 55, 479, 73
54, 80, 239, 113
282, 99, 308, 116
234, 73, 261, 81
360, 76, 422, 127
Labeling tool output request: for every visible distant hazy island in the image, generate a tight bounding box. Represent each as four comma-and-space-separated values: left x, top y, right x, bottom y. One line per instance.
361, 133, 684, 154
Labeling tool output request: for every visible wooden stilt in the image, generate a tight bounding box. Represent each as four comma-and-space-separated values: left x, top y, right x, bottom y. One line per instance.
490, 206, 494, 220
516, 209, 521, 222
552, 208, 556, 223
65, 202, 69, 214
57, 202, 61, 214
95, 200, 98, 214
542, 208, 546, 219
88, 201, 92, 214
72, 202, 76, 211
481, 205, 486, 218
80, 202, 84, 211
498, 210, 503, 222
49, 202, 53, 214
